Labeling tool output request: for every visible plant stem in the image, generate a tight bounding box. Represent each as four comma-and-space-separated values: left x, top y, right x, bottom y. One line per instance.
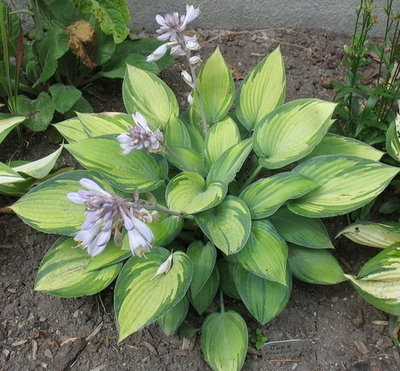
147, 204, 194, 219
241, 164, 263, 190
220, 290, 225, 313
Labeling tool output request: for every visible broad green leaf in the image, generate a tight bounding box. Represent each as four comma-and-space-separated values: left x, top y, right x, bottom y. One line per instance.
184, 116, 205, 153
306, 133, 383, 161
166, 172, 227, 214
338, 222, 400, 248
53, 118, 89, 143
0, 114, 25, 144
123, 65, 178, 128
77, 112, 133, 137
164, 116, 191, 148
345, 245, 400, 315
217, 260, 240, 300
229, 220, 288, 284
207, 139, 252, 186
49, 84, 82, 114
148, 213, 183, 247
191, 268, 220, 314
195, 196, 251, 255
66, 136, 168, 192
253, 99, 336, 169
234, 264, 291, 324
16, 93, 55, 131
236, 47, 286, 130
114, 248, 193, 341
35, 237, 122, 298
288, 155, 399, 218
11, 170, 107, 235
72, 0, 130, 43
204, 116, 241, 165
0, 162, 25, 184
270, 207, 334, 249
194, 47, 235, 124
100, 54, 159, 78
86, 241, 131, 272
386, 120, 400, 162
158, 296, 189, 336
0, 177, 35, 196
187, 241, 217, 297
34, 26, 70, 87
12, 146, 62, 179
240, 172, 319, 219
165, 147, 206, 176
201, 310, 248, 371
288, 245, 345, 284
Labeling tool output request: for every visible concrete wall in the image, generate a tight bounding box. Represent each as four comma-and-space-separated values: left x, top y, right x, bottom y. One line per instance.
129, 0, 394, 35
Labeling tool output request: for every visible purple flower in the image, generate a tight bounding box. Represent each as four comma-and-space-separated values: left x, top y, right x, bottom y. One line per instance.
117, 112, 164, 154
67, 178, 154, 257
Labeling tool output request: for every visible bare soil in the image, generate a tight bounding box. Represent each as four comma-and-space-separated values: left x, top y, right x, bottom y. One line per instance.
1, 29, 399, 371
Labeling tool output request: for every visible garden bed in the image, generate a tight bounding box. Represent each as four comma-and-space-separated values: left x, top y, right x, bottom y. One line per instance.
1, 28, 399, 370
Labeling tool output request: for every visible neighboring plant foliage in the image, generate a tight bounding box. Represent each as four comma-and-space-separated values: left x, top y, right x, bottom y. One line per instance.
0, 0, 172, 196
333, 0, 400, 146
10, 5, 400, 370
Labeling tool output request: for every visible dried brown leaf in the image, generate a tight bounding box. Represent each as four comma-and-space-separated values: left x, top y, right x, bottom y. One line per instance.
67, 20, 97, 68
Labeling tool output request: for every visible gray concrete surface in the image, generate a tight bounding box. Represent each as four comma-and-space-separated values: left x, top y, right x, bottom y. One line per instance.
11, 0, 399, 35
130, 0, 395, 35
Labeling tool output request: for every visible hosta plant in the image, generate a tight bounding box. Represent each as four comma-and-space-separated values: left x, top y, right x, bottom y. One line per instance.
12, 6, 400, 370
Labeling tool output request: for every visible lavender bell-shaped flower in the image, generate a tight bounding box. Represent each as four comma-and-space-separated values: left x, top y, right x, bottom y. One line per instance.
146, 5, 201, 62
117, 112, 164, 154
67, 178, 155, 257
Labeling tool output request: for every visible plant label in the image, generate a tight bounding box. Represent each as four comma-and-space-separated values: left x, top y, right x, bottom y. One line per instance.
262, 339, 305, 359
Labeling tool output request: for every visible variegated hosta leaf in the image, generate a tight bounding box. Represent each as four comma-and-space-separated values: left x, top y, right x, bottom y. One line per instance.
184, 116, 205, 153
165, 147, 206, 176
194, 47, 234, 124
229, 220, 288, 285
204, 116, 241, 166
201, 310, 248, 371
338, 222, 400, 248
0, 114, 25, 144
240, 172, 319, 219
206, 139, 252, 186
11, 170, 108, 235
35, 237, 122, 298
236, 47, 286, 130
288, 244, 345, 284
253, 99, 336, 169
0, 177, 35, 196
53, 118, 88, 143
306, 133, 383, 161
288, 155, 399, 218
234, 264, 291, 324
217, 260, 241, 300
86, 241, 131, 272
158, 296, 189, 336
12, 146, 63, 179
66, 136, 168, 192
76, 112, 133, 137
148, 213, 183, 247
187, 241, 217, 297
195, 196, 252, 255
163, 116, 191, 147
270, 207, 334, 249
123, 65, 179, 128
191, 267, 220, 315
166, 172, 227, 214
386, 120, 400, 162
114, 247, 193, 341
0, 162, 25, 184
346, 245, 400, 315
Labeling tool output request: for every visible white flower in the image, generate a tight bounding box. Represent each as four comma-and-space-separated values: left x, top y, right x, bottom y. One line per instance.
127, 217, 154, 257
146, 43, 169, 62
189, 55, 201, 65
151, 253, 173, 280
181, 70, 194, 88
180, 5, 200, 30
187, 92, 194, 105
184, 35, 200, 51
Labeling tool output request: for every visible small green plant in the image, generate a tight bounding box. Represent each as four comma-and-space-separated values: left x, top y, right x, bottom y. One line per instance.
334, 0, 400, 146
10, 5, 400, 371
250, 328, 269, 350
